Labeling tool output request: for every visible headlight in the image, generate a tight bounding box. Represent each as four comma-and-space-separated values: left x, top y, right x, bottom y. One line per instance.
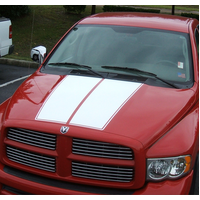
147, 155, 191, 181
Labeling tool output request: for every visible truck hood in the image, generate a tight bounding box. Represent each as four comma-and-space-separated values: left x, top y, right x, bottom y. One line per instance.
4, 73, 196, 147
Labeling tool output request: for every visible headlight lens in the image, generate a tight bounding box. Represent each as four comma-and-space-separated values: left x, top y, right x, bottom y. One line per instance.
147, 155, 191, 181
148, 160, 171, 179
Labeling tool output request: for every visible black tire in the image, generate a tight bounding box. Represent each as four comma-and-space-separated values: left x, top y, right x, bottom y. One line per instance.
189, 153, 199, 195
33, 54, 38, 61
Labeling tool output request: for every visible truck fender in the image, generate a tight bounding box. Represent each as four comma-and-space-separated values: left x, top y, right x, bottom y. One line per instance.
146, 103, 199, 170
0, 98, 11, 127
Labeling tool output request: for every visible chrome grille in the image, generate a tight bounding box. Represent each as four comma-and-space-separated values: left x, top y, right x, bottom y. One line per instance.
7, 128, 57, 150
72, 162, 134, 182
6, 146, 56, 172
72, 138, 133, 160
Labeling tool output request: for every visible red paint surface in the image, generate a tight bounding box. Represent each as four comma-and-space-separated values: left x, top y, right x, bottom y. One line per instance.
0, 13, 198, 195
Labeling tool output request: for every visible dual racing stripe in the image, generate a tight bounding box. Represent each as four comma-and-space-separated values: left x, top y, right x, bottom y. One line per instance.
36, 75, 142, 130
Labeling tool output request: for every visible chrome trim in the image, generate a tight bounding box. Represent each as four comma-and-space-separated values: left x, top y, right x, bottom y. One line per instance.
7, 146, 56, 172
72, 162, 134, 182
7, 128, 56, 150
72, 138, 133, 160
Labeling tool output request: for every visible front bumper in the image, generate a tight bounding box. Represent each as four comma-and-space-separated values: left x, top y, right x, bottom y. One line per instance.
0, 163, 194, 195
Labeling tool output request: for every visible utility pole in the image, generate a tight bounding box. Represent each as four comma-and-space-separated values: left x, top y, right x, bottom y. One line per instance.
172, 5, 175, 15
91, 5, 96, 15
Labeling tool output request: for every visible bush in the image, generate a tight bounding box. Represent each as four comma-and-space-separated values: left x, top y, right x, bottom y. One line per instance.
181, 13, 199, 21
103, 5, 160, 13
0, 5, 30, 19
63, 5, 86, 14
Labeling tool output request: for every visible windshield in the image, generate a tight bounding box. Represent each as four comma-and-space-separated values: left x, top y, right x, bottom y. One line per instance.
44, 24, 193, 88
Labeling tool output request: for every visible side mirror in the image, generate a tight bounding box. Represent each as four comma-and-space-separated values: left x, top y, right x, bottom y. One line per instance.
31, 46, 47, 64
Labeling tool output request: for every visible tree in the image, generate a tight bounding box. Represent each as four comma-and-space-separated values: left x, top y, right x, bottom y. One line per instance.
171, 5, 175, 15
63, 5, 86, 14
0, 5, 30, 18
91, 5, 96, 15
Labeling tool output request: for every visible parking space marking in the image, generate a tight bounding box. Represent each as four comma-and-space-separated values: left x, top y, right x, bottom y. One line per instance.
0, 74, 31, 88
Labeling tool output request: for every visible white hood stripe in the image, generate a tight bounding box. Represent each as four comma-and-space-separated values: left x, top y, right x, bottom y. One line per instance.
70, 79, 142, 130
36, 75, 101, 123
36, 75, 142, 129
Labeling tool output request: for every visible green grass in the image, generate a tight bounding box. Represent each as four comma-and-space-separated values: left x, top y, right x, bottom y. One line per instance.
6, 5, 104, 61
4, 5, 199, 61
133, 5, 199, 11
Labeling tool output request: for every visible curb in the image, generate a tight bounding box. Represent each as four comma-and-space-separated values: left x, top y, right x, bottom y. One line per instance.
0, 58, 39, 69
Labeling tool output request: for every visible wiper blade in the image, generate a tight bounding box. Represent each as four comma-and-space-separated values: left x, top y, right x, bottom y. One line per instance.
101, 65, 179, 89
48, 62, 91, 69
48, 62, 104, 78
102, 66, 145, 73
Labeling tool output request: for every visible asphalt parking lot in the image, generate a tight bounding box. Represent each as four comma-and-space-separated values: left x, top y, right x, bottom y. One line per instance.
0, 62, 199, 195
0, 63, 36, 104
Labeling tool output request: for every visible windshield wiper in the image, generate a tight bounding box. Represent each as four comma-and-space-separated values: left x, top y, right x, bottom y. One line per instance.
101, 66, 179, 89
48, 62, 105, 78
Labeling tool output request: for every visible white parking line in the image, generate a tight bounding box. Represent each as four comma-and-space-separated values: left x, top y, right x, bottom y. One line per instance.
0, 74, 31, 88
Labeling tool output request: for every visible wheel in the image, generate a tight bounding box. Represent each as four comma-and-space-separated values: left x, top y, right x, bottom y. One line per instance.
189, 153, 199, 195
33, 54, 39, 61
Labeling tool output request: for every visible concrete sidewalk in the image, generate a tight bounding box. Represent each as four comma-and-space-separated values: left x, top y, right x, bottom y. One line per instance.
0, 57, 39, 69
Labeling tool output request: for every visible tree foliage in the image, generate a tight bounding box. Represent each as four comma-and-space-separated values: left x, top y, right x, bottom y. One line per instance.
63, 5, 86, 14
0, 5, 30, 19
102, 5, 160, 13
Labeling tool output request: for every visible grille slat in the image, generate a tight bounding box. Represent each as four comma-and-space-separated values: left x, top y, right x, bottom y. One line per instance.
6, 128, 135, 183
73, 138, 133, 160
6, 146, 56, 172
7, 128, 56, 150
72, 162, 134, 182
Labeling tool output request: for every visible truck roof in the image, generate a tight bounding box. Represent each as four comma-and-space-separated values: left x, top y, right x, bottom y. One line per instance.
79, 12, 193, 33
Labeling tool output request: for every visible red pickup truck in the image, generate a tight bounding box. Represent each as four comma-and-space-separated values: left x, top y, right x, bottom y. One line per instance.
0, 12, 199, 195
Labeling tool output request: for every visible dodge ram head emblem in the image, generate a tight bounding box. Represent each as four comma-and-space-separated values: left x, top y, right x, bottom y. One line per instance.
60, 126, 69, 134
